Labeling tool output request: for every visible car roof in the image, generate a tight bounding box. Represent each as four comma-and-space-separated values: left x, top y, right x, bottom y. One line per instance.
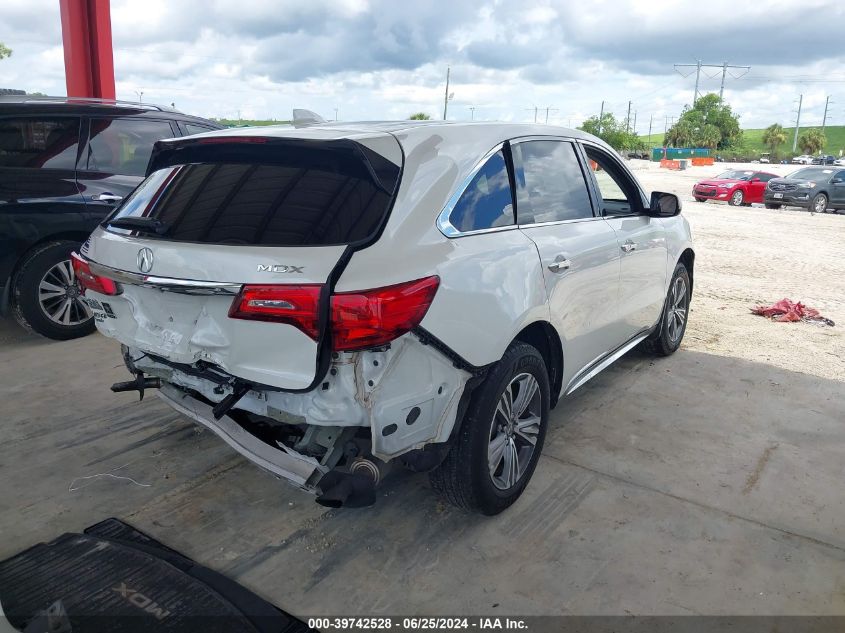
0, 95, 217, 125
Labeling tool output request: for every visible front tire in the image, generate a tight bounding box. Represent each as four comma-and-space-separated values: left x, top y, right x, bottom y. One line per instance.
729, 189, 744, 206
811, 193, 828, 214
12, 241, 95, 340
694, 197, 706, 203
644, 262, 691, 357
430, 343, 549, 515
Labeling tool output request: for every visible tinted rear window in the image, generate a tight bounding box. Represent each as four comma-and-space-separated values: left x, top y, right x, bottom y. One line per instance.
0, 117, 80, 169
106, 140, 400, 246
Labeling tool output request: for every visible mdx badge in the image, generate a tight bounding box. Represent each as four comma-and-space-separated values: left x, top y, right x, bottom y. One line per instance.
137, 247, 154, 273
257, 264, 304, 273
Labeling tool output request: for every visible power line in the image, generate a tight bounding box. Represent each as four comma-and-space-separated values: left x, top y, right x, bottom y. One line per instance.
674, 60, 750, 104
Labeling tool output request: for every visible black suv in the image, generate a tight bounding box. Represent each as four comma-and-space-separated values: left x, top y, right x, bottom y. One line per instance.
0, 96, 222, 339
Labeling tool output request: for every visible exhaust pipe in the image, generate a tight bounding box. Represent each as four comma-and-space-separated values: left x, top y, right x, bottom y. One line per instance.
315, 459, 383, 508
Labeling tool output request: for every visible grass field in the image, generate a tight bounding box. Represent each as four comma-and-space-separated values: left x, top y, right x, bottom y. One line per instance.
642, 125, 845, 159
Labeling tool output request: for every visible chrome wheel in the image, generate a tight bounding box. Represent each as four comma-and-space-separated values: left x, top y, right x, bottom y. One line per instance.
488, 372, 541, 491
38, 259, 92, 326
667, 276, 687, 343
730, 190, 743, 206
813, 194, 828, 213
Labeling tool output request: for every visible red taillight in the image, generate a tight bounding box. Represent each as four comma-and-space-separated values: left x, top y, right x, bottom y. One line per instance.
228, 284, 321, 338
71, 252, 119, 296
228, 276, 440, 352
331, 276, 440, 351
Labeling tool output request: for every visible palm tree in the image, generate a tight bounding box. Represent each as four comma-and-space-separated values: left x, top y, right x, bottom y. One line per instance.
409, 112, 432, 120
665, 120, 695, 148
798, 129, 826, 155
761, 123, 787, 159
697, 124, 722, 150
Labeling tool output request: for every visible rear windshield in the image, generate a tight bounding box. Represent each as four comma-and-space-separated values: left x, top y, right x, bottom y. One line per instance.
105, 140, 400, 246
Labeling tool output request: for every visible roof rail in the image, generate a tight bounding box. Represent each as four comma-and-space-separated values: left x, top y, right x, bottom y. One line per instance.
0, 95, 178, 112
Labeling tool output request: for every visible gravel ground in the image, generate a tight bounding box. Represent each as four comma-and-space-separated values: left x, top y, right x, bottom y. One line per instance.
632, 160, 845, 382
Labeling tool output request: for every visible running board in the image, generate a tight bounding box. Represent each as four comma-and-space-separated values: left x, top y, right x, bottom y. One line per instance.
564, 331, 650, 396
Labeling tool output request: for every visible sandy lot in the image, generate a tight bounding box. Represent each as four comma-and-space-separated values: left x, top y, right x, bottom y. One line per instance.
632, 160, 845, 382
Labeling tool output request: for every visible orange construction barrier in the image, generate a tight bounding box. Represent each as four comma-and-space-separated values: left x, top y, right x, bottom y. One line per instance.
691, 157, 715, 166
660, 159, 681, 170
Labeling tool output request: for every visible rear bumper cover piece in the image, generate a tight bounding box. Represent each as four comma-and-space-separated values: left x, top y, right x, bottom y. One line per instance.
158, 384, 326, 489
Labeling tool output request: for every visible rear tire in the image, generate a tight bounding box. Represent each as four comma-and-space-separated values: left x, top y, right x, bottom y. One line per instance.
12, 241, 95, 340
729, 190, 744, 206
694, 197, 706, 203
643, 262, 691, 357
430, 342, 549, 515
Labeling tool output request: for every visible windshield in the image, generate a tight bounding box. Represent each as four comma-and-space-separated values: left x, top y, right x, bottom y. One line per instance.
787, 168, 832, 180
715, 170, 754, 180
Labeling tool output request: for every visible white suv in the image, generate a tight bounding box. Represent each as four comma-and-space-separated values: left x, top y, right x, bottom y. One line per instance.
74, 122, 694, 515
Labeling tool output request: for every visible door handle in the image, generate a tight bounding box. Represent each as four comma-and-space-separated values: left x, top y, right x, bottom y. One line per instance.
621, 240, 636, 253
548, 255, 571, 273
93, 193, 123, 203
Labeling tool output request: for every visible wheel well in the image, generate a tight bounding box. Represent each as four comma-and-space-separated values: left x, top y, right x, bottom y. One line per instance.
679, 247, 695, 295
514, 321, 564, 408
6, 232, 90, 293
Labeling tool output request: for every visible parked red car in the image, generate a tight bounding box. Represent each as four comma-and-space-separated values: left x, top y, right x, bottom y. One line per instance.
692, 169, 778, 206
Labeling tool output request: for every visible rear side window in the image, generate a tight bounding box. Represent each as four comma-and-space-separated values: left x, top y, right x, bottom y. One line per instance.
447, 150, 514, 232
86, 118, 175, 176
0, 117, 80, 169
106, 140, 400, 246
182, 122, 216, 136
513, 141, 593, 223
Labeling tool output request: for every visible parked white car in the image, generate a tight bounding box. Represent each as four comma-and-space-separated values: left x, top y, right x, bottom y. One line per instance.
834, 156, 845, 166
792, 155, 814, 165
74, 122, 694, 515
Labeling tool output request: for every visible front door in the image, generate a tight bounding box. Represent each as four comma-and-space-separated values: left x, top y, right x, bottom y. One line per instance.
512, 139, 622, 388
581, 143, 668, 339
831, 170, 845, 207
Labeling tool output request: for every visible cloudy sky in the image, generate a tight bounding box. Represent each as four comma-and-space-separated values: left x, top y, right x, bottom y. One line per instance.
2, 0, 844, 131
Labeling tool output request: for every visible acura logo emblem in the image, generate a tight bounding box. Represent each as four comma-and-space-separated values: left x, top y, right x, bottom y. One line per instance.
137, 247, 154, 273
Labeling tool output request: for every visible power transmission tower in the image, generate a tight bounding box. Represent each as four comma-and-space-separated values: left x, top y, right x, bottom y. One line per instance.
443, 66, 451, 120
822, 96, 832, 133
526, 106, 539, 123
792, 94, 803, 152
598, 101, 605, 134
675, 61, 750, 104
544, 106, 558, 124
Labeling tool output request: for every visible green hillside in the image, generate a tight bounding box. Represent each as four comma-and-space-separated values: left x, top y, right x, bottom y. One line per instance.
642, 125, 845, 160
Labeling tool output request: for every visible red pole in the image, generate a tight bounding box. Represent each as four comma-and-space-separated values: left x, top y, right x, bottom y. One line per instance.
59, 0, 115, 99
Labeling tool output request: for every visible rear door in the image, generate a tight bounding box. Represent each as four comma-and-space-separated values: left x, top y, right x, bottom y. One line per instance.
831, 170, 845, 207
0, 115, 87, 281
512, 138, 623, 388
77, 117, 179, 219
581, 142, 668, 340
83, 135, 403, 390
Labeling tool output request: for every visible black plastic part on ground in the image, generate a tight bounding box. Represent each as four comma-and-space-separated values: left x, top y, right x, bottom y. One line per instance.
0, 518, 313, 633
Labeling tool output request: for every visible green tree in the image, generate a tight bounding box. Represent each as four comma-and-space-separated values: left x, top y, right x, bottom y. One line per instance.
0, 42, 11, 60
761, 123, 788, 160
797, 129, 826, 155
579, 112, 642, 151
409, 112, 432, 120
665, 93, 742, 149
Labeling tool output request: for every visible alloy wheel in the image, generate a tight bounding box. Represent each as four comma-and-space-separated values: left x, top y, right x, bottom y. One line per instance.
38, 259, 92, 326
488, 372, 542, 490
731, 190, 743, 206
814, 195, 828, 213
666, 276, 687, 343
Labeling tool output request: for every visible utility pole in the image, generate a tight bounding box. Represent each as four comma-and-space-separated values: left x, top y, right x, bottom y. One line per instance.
598, 100, 605, 135
543, 106, 558, 124
468, 106, 475, 121
792, 93, 803, 153
626, 100, 632, 132
675, 61, 750, 104
525, 106, 539, 123
822, 95, 831, 133
443, 66, 450, 120
632, 111, 637, 135
648, 114, 653, 139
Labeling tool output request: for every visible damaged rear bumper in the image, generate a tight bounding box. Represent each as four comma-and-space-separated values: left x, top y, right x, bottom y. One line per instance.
158, 384, 326, 489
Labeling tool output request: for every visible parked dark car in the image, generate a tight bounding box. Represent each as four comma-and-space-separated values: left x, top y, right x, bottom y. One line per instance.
811, 155, 836, 165
0, 96, 222, 339
763, 167, 845, 213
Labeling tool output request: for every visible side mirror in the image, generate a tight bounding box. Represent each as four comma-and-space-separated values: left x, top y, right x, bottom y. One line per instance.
648, 191, 682, 217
